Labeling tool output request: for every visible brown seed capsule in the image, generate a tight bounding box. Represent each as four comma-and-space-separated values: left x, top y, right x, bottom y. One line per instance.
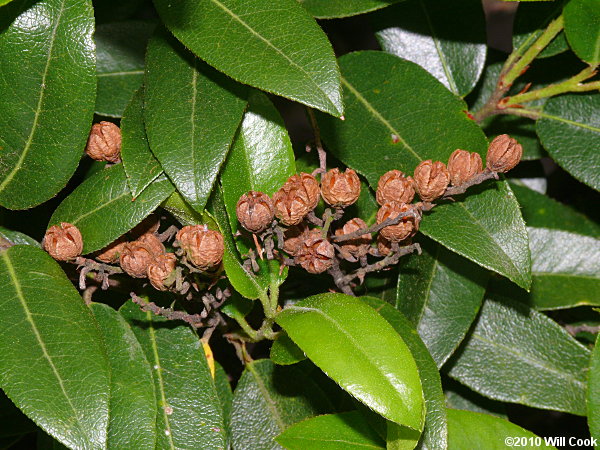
335, 218, 371, 261
447, 150, 483, 186
42, 222, 84, 261
295, 236, 335, 274
147, 253, 177, 291
176, 225, 224, 271
96, 236, 127, 263
376, 170, 415, 205
486, 134, 523, 173
320, 168, 361, 207
130, 215, 160, 238
282, 223, 310, 256
236, 191, 275, 233
376, 202, 420, 242
119, 243, 155, 278
413, 160, 450, 202
136, 233, 165, 257
376, 235, 393, 257
85, 121, 122, 163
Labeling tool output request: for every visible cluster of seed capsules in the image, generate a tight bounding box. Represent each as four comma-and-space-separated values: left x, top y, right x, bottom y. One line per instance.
235, 134, 522, 275
42, 218, 226, 293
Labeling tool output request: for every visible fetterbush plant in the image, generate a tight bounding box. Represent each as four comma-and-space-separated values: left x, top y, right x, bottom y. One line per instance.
0, 0, 599, 448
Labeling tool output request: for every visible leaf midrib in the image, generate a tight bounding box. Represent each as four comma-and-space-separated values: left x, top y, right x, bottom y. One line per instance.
539, 110, 600, 133
145, 311, 175, 450
418, 0, 459, 95
1, 251, 89, 445
0, 0, 65, 195
208, 0, 337, 113
341, 76, 526, 284
246, 362, 285, 431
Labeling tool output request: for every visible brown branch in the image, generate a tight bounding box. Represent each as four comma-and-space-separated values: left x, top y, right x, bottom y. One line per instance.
306, 108, 327, 175
332, 210, 421, 243
130, 292, 207, 328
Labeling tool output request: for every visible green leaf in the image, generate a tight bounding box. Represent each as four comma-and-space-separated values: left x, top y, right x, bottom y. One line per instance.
0, 227, 39, 248
277, 293, 424, 430
120, 299, 227, 449
0, 0, 96, 209
513, 1, 568, 59
537, 93, 600, 192
588, 334, 600, 447
396, 238, 487, 367
361, 297, 447, 450
564, 0, 600, 64
371, 0, 486, 96
447, 409, 553, 450
0, 246, 110, 449
271, 333, 307, 366
49, 165, 174, 254
319, 51, 531, 289
153, 0, 343, 117
490, 228, 600, 310
230, 359, 332, 449
510, 182, 600, 238
89, 303, 157, 449
0, 0, 16, 7
145, 29, 247, 212
299, 0, 403, 19
121, 88, 163, 198
276, 411, 386, 449
95, 21, 155, 117
447, 296, 590, 415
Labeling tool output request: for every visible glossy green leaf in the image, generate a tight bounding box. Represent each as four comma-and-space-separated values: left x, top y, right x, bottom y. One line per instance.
277, 293, 424, 430
372, 0, 486, 96
491, 228, 600, 310
362, 297, 447, 450
0, 227, 39, 248
270, 333, 307, 366
396, 238, 487, 367
510, 183, 600, 238
319, 51, 531, 289
513, 1, 568, 59
588, 334, 600, 447
95, 21, 154, 117
121, 88, 163, 198
230, 359, 332, 449
447, 296, 590, 415
537, 93, 600, 192
90, 303, 157, 449
564, 0, 600, 64
0, 0, 16, 7
145, 30, 247, 212
299, 0, 403, 18
276, 411, 385, 449
0, 0, 96, 209
447, 409, 553, 450
49, 165, 174, 254
153, 0, 343, 117
208, 187, 268, 300
0, 245, 110, 449
120, 300, 226, 449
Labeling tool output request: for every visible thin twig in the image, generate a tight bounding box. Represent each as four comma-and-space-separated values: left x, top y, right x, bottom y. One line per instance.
130, 292, 207, 328
306, 108, 327, 175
